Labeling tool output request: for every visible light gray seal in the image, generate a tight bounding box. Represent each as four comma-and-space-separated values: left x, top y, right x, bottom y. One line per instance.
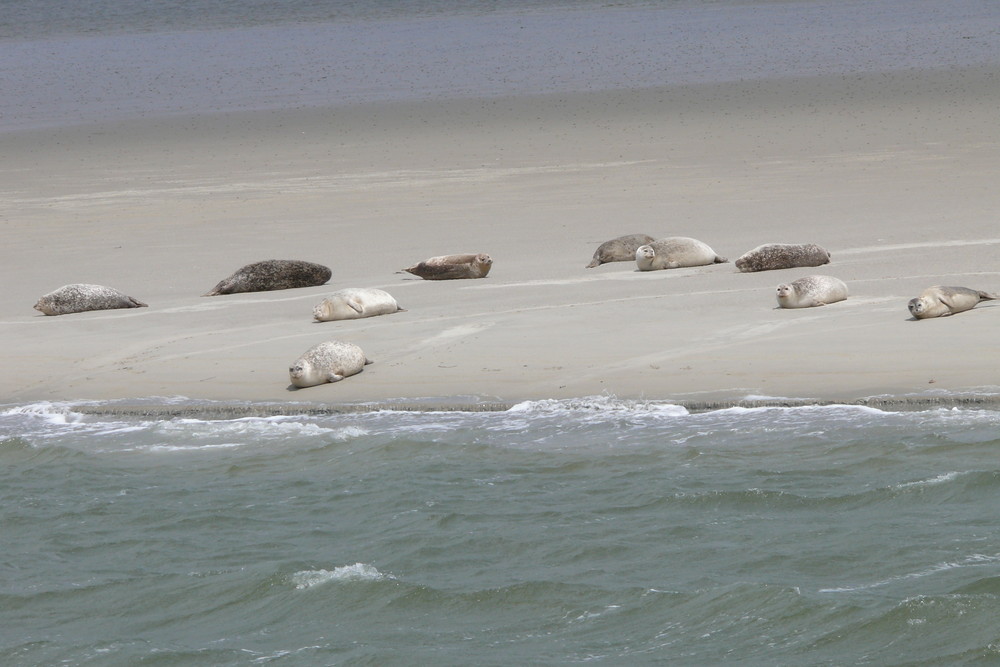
586, 233, 656, 268
907, 286, 999, 319
289, 340, 372, 388
735, 243, 831, 273
775, 275, 848, 308
313, 288, 403, 322
635, 237, 728, 271
402, 253, 492, 280
204, 259, 331, 296
34, 284, 148, 316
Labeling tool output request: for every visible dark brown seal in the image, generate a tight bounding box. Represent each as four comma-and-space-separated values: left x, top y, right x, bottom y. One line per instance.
735, 243, 830, 273
203, 259, 332, 296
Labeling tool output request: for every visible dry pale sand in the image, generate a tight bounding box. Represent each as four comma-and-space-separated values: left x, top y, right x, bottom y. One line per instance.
2, 68, 999, 409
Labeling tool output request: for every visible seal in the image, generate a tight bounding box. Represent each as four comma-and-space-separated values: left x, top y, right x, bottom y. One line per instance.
288, 340, 372, 388
775, 275, 848, 308
635, 237, 728, 271
735, 243, 831, 273
34, 284, 148, 316
586, 233, 655, 268
907, 285, 999, 319
313, 288, 403, 322
204, 259, 331, 296
402, 253, 492, 280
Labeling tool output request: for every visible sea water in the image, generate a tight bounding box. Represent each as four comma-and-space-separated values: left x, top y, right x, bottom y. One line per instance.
3, 397, 1000, 664
1, 0, 998, 130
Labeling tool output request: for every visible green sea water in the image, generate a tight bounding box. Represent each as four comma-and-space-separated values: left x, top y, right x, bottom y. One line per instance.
3, 398, 1000, 665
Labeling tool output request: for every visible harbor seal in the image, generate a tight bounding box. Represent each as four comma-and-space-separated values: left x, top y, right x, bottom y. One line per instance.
204, 259, 331, 296
586, 233, 655, 268
288, 340, 372, 388
34, 284, 148, 316
402, 253, 492, 280
907, 285, 999, 319
735, 243, 831, 273
313, 288, 403, 322
775, 275, 848, 308
635, 237, 728, 271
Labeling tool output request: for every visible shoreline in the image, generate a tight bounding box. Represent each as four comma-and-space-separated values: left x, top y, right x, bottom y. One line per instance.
9, 390, 1000, 419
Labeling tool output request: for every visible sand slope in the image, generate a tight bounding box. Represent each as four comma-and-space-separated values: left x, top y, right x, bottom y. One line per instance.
2, 70, 999, 406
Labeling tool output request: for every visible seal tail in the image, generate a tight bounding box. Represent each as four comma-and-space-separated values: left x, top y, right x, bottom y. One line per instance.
585, 259, 601, 268
714, 255, 729, 264
978, 291, 1000, 301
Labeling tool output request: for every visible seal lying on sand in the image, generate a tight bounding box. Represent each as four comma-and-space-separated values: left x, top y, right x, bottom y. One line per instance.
635, 237, 728, 271
34, 284, 148, 316
586, 233, 655, 268
289, 340, 371, 388
735, 243, 831, 273
313, 288, 403, 322
402, 253, 492, 280
775, 275, 848, 308
204, 259, 331, 296
907, 286, 999, 319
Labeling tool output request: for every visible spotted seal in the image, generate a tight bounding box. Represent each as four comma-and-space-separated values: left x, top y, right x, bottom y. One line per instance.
34, 284, 148, 316
907, 285, 998, 319
635, 237, 728, 271
402, 253, 492, 280
735, 243, 831, 273
288, 340, 372, 388
586, 233, 656, 268
775, 275, 848, 308
204, 259, 331, 296
313, 288, 403, 322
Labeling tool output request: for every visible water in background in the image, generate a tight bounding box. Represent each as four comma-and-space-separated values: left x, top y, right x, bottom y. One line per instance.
3, 397, 1000, 665
1, 0, 999, 129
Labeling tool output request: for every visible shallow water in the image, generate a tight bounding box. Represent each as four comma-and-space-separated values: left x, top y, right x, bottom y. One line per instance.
2, 0, 998, 130
3, 397, 1000, 664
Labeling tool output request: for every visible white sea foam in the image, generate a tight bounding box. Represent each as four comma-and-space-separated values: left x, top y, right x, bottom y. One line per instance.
818, 554, 1000, 593
507, 396, 689, 418
895, 471, 963, 489
1, 401, 87, 425
291, 563, 393, 589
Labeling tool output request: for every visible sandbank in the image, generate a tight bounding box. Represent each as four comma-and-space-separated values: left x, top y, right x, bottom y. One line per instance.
2, 67, 999, 410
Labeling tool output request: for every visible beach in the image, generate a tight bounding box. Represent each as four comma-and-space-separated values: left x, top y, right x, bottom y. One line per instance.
3, 66, 999, 408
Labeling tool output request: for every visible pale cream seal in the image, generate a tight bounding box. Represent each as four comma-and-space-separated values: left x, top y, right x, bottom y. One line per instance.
289, 340, 372, 388
775, 275, 848, 308
908, 286, 998, 319
635, 237, 728, 271
313, 288, 403, 322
